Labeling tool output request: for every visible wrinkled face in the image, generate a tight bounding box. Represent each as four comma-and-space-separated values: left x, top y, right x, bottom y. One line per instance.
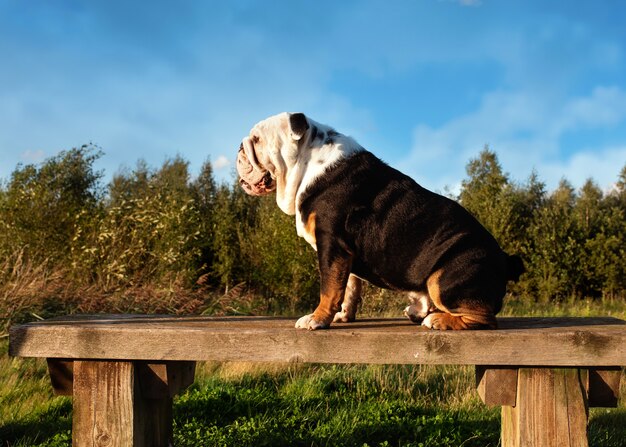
236, 137, 277, 196
236, 112, 309, 198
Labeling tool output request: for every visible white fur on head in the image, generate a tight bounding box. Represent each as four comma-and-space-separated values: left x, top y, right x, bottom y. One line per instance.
242, 112, 362, 216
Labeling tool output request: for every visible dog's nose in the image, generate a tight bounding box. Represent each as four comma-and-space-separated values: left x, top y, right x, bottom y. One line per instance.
239, 142, 244, 152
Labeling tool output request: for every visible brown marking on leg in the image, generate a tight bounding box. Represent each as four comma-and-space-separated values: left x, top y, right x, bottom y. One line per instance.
425, 268, 497, 330
426, 269, 449, 312
312, 255, 352, 327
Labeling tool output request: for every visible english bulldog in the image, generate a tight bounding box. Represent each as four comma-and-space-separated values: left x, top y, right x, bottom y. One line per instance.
237, 112, 524, 330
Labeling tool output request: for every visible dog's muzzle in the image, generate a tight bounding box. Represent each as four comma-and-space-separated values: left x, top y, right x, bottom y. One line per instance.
237, 144, 276, 196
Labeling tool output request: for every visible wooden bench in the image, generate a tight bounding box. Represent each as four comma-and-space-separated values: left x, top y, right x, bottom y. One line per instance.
9, 315, 626, 447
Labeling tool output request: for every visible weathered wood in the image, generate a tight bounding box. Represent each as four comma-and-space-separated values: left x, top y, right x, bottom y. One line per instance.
73, 361, 136, 447
9, 316, 626, 366
47, 359, 73, 396
136, 361, 196, 398
476, 366, 623, 409
71, 360, 194, 447
587, 367, 621, 407
8, 316, 626, 447
501, 368, 589, 447
476, 366, 518, 406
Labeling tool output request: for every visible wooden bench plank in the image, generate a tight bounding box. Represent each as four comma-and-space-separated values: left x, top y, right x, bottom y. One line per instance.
8, 315, 626, 447
10, 316, 626, 366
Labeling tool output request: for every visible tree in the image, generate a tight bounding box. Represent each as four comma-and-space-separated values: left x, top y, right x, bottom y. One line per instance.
0, 145, 103, 263
190, 160, 218, 282
459, 146, 508, 215
209, 183, 251, 291
527, 179, 583, 300
73, 156, 202, 288
238, 196, 318, 313
458, 147, 519, 252
585, 168, 626, 298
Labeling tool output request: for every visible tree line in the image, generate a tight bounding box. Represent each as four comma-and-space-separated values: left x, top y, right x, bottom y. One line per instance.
0, 145, 624, 321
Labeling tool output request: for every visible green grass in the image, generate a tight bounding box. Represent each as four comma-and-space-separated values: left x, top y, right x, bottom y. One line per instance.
1, 297, 625, 446
173, 363, 500, 447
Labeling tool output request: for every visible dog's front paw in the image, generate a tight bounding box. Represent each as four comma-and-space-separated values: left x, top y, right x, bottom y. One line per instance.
295, 314, 330, 330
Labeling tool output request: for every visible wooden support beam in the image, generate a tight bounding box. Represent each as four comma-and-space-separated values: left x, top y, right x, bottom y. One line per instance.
71, 360, 196, 447
476, 366, 518, 406
47, 359, 73, 396
73, 361, 136, 447
136, 361, 196, 398
476, 366, 622, 409
587, 367, 622, 408
501, 368, 589, 447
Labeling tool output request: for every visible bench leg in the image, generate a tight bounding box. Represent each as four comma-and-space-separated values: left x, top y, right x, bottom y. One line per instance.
71, 360, 195, 447
501, 368, 589, 447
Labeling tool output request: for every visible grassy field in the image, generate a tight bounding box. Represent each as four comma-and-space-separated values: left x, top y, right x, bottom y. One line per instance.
1, 296, 625, 446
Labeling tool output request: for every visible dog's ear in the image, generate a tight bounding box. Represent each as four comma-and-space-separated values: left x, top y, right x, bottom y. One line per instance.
289, 113, 309, 141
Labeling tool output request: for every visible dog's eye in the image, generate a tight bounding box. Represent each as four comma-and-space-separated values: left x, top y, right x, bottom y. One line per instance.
252, 135, 260, 145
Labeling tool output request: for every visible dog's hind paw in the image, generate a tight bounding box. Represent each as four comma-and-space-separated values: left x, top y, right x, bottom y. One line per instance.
422, 312, 497, 330
404, 293, 432, 323
333, 310, 356, 323
295, 314, 330, 330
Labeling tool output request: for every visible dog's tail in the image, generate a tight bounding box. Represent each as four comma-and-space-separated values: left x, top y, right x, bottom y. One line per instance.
506, 254, 525, 282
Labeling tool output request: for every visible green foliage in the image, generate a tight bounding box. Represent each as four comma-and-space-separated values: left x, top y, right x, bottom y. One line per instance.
458, 148, 626, 301
238, 196, 318, 313
70, 156, 203, 289
208, 183, 256, 291
166, 364, 500, 447
0, 145, 103, 264
0, 144, 625, 327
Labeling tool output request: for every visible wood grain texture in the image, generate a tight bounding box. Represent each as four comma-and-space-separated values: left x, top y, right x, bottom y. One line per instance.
136, 361, 196, 398
73, 361, 135, 447
72, 360, 178, 447
476, 366, 518, 406
501, 368, 589, 447
10, 316, 626, 366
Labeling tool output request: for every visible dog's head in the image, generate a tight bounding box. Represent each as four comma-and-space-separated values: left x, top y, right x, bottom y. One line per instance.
237, 112, 310, 214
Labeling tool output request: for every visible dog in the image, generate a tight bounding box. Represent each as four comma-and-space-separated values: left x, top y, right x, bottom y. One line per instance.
237, 112, 524, 330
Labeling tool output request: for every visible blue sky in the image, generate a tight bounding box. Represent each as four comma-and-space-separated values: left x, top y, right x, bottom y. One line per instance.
1, 0, 626, 194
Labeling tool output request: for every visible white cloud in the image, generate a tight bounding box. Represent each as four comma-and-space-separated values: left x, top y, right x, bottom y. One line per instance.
213, 155, 231, 170
558, 86, 626, 131
541, 146, 626, 192
402, 86, 626, 192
